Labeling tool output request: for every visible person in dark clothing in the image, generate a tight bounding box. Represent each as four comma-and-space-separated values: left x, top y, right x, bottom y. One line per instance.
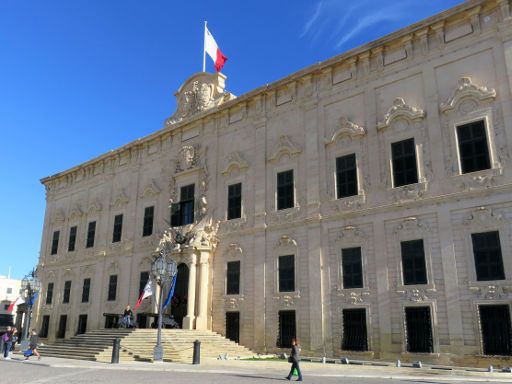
285, 338, 303, 381
2, 326, 13, 359
123, 305, 133, 328
25, 329, 41, 360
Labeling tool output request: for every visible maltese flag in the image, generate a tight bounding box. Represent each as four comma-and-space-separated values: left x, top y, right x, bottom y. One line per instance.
7, 296, 25, 313
204, 25, 228, 72
133, 280, 153, 311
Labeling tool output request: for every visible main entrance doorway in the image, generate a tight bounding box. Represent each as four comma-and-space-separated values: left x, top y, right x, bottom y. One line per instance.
170, 263, 189, 328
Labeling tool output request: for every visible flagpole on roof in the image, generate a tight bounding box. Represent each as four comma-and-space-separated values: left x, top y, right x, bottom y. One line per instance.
203, 21, 207, 72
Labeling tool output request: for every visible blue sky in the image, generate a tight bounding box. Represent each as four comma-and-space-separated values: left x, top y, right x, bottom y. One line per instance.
0, 0, 464, 279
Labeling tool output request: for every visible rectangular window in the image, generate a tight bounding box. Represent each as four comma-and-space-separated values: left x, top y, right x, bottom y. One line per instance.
108, 275, 117, 301
336, 154, 358, 198
226, 312, 240, 344
391, 138, 418, 187
142, 206, 154, 237
51, 230, 60, 255
46, 282, 54, 305
472, 231, 505, 281
81, 278, 91, 303
226, 261, 241, 295
139, 271, 150, 295
57, 315, 67, 339
278, 255, 295, 292
227, 183, 242, 220
342, 247, 363, 289
63, 280, 72, 304
86, 221, 96, 248
171, 184, 195, 226
277, 170, 294, 210
112, 214, 123, 243
6, 288, 12, 294
278, 310, 296, 348
479, 305, 512, 356
401, 239, 428, 285
40, 315, 50, 338
68, 226, 77, 252
342, 308, 368, 351
457, 120, 491, 174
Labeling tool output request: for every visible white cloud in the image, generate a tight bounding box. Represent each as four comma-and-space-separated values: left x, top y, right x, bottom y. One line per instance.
300, 1, 324, 38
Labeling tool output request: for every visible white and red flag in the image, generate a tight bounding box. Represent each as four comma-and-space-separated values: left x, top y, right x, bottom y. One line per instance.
204, 24, 228, 72
133, 280, 153, 311
7, 296, 25, 313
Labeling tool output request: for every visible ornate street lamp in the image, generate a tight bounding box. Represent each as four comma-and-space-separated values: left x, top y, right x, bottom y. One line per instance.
20, 268, 40, 348
151, 252, 177, 362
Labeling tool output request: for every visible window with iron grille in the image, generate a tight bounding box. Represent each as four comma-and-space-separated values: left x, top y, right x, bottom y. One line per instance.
63, 280, 72, 304
342, 308, 368, 351
391, 138, 418, 187
171, 184, 195, 226
278, 255, 295, 292
112, 214, 123, 243
342, 247, 363, 289
277, 170, 294, 210
226, 261, 240, 295
405, 306, 433, 353
40, 315, 50, 338
46, 282, 54, 305
51, 230, 60, 255
479, 304, 512, 356
68, 226, 77, 252
108, 275, 117, 301
336, 154, 358, 198
227, 183, 242, 220
401, 239, 427, 285
81, 278, 90, 303
86, 221, 96, 248
457, 120, 491, 174
139, 271, 149, 295
142, 206, 154, 237
472, 231, 505, 281
278, 310, 296, 348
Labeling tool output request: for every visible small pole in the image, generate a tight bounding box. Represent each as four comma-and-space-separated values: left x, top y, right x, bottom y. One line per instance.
111, 338, 120, 364
193, 340, 201, 365
202, 21, 207, 72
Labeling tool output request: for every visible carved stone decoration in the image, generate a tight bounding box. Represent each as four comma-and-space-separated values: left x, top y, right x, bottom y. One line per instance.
276, 235, 298, 249
69, 204, 83, 220
391, 182, 428, 203
111, 190, 129, 209
440, 77, 496, 114
396, 287, 436, 302
140, 180, 161, 199
464, 206, 502, 227
52, 209, 65, 224
225, 243, 243, 259
273, 293, 301, 307
175, 145, 200, 172
225, 296, 245, 310
336, 290, 370, 304
458, 169, 503, 191
219, 217, 247, 233
469, 284, 512, 300
268, 135, 302, 163
165, 72, 236, 126
268, 207, 302, 225
378, 97, 426, 130
87, 200, 102, 215
393, 216, 431, 235
337, 225, 366, 241
325, 116, 366, 146
327, 194, 366, 213
221, 152, 249, 175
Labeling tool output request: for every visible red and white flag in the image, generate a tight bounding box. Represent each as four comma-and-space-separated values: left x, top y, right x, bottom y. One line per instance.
204, 25, 228, 72
7, 296, 25, 313
133, 280, 153, 311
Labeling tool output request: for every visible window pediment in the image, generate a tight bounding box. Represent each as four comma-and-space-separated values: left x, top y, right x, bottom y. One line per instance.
221, 152, 249, 176
69, 205, 83, 220
463, 206, 502, 229
111, 190, 129, 209
140, 180, 161, 199
440, 77, 496, 114
325, 116, 366, 146
378, 97, 425, 131
268, 135, 302, 163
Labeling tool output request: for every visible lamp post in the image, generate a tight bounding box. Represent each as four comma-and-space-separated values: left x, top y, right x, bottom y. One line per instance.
20, 268, 40, 349
151, 252, 177, 362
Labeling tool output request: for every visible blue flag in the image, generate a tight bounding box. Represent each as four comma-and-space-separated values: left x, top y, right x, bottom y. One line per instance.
29, 290, 39, 307
163, 273, 178, 309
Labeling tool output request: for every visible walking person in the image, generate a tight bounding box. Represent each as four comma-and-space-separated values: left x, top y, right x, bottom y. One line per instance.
2, 326, 12, 360
123, 305, 133, 328
24, 329, 41, 361
285, 338, 303, 381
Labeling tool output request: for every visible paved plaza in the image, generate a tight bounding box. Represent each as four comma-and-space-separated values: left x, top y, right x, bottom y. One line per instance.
1, 357, 512, 384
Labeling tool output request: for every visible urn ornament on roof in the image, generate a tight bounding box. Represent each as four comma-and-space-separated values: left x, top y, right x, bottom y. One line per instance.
165, 72, 235, 126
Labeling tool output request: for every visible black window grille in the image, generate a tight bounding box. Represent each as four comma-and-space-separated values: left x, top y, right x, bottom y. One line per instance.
40, 315, 50, 338
401, 239, 428, 285
108, 275, 117, 301
479, 305, 512, 356
336, 154, 358, 198
342, 247, 363, 289
457, 120, 491, 174
63, 281, 72, 304
227, 183, 242, 220
226, 261, 240, 295
57, 315, 67, 339
342, 308, 368, 351
392, 138, 418, 187
278, 310, 296, 348
171, 184, 195, 226
139, 271, 149, 295
46, 282, 54, 305
279, 255, 295, 292
472, 231, 505, 281
112, 214, 123, 243
68, 226, 77, 252
277, 170, 294, 210
81, 278, 90, 303
51, 230, 60, 255
142, 206, 154, 237
86, 221, 96, 248
405, 306, 433, 353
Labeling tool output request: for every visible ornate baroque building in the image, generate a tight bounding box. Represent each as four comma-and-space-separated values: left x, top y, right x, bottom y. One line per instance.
36, 0, 512, 364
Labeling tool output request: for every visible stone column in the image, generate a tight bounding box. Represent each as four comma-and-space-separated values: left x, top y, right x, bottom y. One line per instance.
195, 250, 210, 330
182, 253, 197, 330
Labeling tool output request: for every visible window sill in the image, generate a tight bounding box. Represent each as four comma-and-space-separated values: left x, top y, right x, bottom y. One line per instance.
390, 181, 428, 202
453, 167, 503, 191
268, 206, 301, 225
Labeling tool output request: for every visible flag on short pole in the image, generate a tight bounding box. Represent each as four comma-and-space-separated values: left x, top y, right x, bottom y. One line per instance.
133, 280, 153, 311
204, 23, 228, 72
7, 296, 25, 313
163, 272, 178, 309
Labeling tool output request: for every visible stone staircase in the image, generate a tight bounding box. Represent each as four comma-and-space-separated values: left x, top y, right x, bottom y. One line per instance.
38, 329, 255, 363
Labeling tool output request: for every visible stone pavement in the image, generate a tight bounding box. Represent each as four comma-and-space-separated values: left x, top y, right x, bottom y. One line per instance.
2, 356, 512, 383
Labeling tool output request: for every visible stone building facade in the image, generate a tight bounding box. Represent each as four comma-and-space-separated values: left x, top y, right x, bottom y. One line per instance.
36, 0, 512, 364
